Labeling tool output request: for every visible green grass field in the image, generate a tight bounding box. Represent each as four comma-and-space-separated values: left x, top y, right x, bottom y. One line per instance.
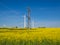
0, 28, 60, 45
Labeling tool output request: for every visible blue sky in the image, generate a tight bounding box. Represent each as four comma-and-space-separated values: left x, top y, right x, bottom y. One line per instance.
0, 0, 60, 27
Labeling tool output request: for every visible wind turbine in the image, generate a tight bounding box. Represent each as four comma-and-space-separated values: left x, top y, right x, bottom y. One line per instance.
23, 15, 26, 28
32, 20, 34, 28
3, 24, 6, 28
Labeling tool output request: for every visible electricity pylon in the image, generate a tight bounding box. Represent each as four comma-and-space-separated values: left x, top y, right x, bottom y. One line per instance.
27, 7, 31, 30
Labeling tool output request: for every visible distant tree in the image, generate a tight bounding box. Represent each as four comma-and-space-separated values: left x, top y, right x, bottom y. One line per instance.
38, 26, 42, 28
16, 26, 18, 28
38, 27, 46, 28
42, 27, 46, 28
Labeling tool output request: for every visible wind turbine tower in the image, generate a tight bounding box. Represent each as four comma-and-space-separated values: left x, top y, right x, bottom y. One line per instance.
32, 20, 34, 28
24, 15, 26, 28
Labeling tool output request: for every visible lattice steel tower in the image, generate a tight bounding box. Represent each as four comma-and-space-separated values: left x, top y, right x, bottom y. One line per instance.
27, 7, 31, 29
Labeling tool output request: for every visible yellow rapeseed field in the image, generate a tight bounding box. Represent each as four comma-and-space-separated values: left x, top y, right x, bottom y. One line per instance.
0, 28, 60, 41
